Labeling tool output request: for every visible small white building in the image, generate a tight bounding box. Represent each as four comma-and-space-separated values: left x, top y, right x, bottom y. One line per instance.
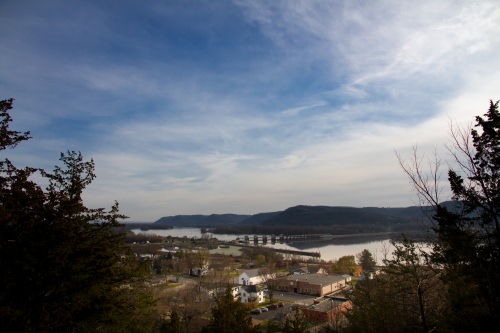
208, 285, 265, 304
238, 269, 266, 285
239, 285, 265, 304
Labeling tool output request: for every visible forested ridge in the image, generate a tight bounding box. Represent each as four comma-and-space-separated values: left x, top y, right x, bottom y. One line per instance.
155, 205, 437, 227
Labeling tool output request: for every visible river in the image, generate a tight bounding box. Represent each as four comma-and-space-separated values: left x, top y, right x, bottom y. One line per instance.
131, 227, 411, 264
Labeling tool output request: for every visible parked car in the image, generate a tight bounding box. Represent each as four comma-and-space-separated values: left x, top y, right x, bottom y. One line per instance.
259, 307, 269, 312
267, 304, 278, 310
250, 309, 261, 315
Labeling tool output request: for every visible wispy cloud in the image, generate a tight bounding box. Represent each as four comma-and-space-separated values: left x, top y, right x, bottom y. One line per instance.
1, 0, 499, 220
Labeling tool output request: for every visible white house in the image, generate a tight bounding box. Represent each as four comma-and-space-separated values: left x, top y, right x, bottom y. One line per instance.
238, 285, 265, 304
238, 269, 267, 285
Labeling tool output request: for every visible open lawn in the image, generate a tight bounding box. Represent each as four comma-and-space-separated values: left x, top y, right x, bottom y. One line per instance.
209, 245, 243, 256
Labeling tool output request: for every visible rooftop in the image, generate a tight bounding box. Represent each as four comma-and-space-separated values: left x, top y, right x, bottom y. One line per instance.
240, 268, 262, 278
308, 298, 347, 312
282, 273, 347, 285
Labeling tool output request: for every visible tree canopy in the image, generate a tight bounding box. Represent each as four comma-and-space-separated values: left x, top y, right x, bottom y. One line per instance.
0, 98, 155, 332
357, 249, 376, 272
348, 99, 500, 332
201, 286, 258, 333
433, 100, 500, 330
332, 255, 356, 275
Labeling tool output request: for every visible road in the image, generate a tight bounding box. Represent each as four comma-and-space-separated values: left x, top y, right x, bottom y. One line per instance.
272, 291, 317, 305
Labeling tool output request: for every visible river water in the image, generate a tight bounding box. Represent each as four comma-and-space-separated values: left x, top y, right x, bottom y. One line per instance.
132, 227, 403, 264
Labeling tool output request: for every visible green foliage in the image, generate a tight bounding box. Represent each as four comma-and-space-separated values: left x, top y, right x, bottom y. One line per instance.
347, 239, 447, 333
348, 100, 500, 332
432, 100, 500, 330
255, 253, 267, 265
357, 249, 376, 272
0, 99, 155, 332
332, 255, 356, 274
345, 276, 403, 333
384, 238, 446, 332
202, 286, 259, 333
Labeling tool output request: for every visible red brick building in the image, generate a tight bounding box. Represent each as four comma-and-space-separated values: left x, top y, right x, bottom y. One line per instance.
301, 297, 351, 323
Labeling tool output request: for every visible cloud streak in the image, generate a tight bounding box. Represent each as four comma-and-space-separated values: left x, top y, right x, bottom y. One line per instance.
1, 0, 499, 220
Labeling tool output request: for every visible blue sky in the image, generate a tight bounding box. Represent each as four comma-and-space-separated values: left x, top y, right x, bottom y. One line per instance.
1, 0, 499, 221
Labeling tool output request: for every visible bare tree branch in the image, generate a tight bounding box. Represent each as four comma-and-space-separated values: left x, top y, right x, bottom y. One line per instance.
395, 146, 442, 208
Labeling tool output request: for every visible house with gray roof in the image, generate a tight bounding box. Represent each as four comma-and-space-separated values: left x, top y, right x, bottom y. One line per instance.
269, 273, 351, 297
238, 268, 267, 285
238, 284, 265, 304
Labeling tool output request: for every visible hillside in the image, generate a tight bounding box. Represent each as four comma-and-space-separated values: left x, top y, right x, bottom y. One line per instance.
154, 204, 437, 229
262, 205, 415, 226
155, 213, 250, 227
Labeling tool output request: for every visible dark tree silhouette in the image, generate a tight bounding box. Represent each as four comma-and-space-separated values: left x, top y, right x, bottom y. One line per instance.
0, 99, 155, 332
357, 249, 376, 272
396, 99, 500, 331
202, 286, 258, 333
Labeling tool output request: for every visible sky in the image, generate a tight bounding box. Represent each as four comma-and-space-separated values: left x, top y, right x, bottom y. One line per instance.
1, 0, 499, 221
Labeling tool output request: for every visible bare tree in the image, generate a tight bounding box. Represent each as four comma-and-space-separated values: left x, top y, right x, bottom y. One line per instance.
395, 100, 500, 330
396, 146, 443, 209
258, 266, 279, 303
164, 284, 211, 333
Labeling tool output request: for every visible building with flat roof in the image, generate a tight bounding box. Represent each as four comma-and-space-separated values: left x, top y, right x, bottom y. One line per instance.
301, 297, 351, 323
269, 273, 351, 296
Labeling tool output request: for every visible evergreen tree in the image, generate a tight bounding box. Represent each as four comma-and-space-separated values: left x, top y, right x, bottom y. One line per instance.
202, 286, 258, 333
432, 100, 500, 330
346, 240, 447, 333
357, 249, 376, 272
394, 99, 500, 331
345, 276, 403, 333
0, 99, 155, 332
383, 238, 446, 333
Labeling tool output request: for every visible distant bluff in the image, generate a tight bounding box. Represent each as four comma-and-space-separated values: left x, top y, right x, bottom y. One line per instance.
153, 203, 452, 228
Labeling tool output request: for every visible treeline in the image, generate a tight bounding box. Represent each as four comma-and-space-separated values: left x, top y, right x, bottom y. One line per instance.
345, 100, 500, 332
123, 222, 174, 230
125, 231, 165, 244
0, 99, 158, 332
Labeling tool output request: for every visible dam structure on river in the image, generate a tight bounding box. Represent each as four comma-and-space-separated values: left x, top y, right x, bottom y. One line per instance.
238, 233, 330, 245
224, 234, 328, 258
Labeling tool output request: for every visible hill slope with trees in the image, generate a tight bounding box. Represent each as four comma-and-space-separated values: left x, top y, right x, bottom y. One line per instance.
152, 204, 444, 236
154, 205, 436, 227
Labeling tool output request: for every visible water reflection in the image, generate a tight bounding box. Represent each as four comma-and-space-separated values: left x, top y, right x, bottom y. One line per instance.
132, 227, 399, 264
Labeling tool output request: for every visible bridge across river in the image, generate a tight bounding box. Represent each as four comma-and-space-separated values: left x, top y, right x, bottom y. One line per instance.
239, 233, 330, 244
